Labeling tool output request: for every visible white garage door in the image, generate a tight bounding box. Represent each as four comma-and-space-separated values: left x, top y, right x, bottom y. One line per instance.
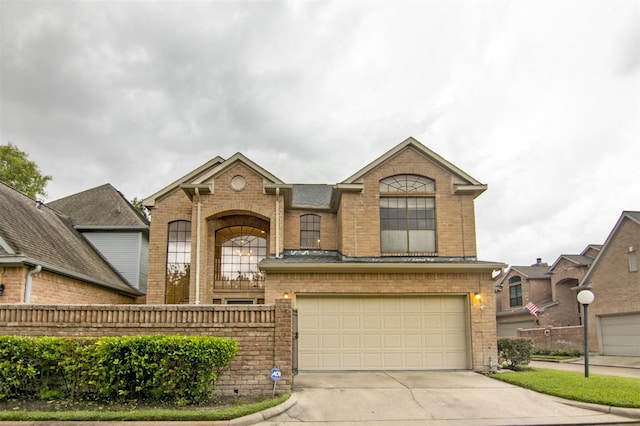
297, 296, 469, 371
600, 314, 640, 356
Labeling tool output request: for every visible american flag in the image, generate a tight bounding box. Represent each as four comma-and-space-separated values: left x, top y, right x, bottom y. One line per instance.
524, 302, 539, 317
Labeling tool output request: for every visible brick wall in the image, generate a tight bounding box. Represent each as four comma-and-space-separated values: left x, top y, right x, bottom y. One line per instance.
0, 267, 137, 304
517, 326, 584, 352
0, 300, 293, 396
586, 217, 640, 351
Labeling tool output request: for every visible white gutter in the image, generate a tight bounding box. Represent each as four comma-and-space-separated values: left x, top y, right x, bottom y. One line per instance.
194, 187, 202, 304
23, 264, 42, 303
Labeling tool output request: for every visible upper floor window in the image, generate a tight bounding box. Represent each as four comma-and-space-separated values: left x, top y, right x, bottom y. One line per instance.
215, 226, 267, 283
509, 276, 522, 307
166, 220, 191, 304
379, 175, 436, 254
379, 174, 435, 193
629, 249, 638, 272
300, 214, 321, 248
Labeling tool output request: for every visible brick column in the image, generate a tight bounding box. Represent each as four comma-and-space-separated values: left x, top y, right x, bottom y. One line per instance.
274, 298, 293, 391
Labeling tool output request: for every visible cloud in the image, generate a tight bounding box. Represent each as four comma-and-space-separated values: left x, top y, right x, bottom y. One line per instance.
1, 0, 638, 267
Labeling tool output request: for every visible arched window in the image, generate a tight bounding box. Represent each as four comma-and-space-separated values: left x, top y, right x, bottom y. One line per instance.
215, 226, 267, 283
300, 214, 321, 248
379, 174, 435, 192
166, 220, 191, 304
379, 174, 436, 254
509, 276, 522, 307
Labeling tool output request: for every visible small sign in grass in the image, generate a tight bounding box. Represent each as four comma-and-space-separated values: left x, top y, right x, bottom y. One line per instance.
493, 368, 640, 408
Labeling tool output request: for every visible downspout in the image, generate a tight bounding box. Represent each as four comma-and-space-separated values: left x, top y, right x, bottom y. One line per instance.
194, 187, 202, 304
24, 264, 42, 303
276, 186, 280, 258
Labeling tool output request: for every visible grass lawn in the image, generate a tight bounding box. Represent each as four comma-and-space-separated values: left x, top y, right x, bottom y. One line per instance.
493, 368, 640, 408
0, 393, 290, 422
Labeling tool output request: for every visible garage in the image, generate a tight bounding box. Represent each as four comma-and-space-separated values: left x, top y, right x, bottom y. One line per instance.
600, 313, 640, 356
297, 296, 469, 371
497, 320, 537, 337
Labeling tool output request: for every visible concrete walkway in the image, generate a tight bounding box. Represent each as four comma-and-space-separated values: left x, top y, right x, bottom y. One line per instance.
530, 355, 640, 378
253, 370, 638, 425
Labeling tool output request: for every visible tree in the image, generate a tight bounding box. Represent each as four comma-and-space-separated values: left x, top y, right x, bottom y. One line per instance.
130, 196, 151, 221
0, 142, 51, 199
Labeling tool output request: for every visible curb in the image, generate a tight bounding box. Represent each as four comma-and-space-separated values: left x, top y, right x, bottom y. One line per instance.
559, 400, 640, 420
229, 394, 298, 425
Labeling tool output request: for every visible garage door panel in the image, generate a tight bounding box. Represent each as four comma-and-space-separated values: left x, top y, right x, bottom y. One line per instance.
404, 334, 422, 347
601, 314, 640, 356
342, 334, 360, 348
384, 315, 402, 328
322, 335, 339, 348
384, 353, 402, 368
298, 296, 469, 371
404, 314, 422, 328
363, 315, 381, 329
363, 334, 381, 347
424, 314, 443, 328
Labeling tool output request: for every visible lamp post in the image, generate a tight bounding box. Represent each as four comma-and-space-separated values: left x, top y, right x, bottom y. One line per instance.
577, 290, 595, 378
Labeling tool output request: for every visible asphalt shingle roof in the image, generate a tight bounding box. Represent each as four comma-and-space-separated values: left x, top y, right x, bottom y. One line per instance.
48, 183, 149, 227
0, 182, 141, 296
292, 185, 333, 208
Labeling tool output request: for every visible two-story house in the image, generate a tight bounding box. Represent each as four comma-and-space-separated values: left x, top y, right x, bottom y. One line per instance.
577, 211, 640, 356
143, 137, 505, 372
495, 246, 600, 336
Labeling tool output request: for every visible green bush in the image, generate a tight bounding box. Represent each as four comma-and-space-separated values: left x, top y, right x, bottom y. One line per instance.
497, 338, 533, 370
532, 348, 582, 357
0, 335, 238, 404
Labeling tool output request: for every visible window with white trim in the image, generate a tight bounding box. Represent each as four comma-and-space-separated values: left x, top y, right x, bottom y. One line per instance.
379, 175, 436, 254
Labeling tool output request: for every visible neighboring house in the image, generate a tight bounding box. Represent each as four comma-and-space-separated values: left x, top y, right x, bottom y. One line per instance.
576, 211, 640, 356
48, 183, 149, 293
0, 181, 143, 304
143, 137, 505, 372
495, 245, 600, 337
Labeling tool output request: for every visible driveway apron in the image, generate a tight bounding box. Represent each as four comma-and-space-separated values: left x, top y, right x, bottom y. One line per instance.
261, 371, 635, 425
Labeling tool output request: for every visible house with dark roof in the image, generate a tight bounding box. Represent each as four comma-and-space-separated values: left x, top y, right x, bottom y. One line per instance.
143, 137, 505, 372
576, 211, 640, 356
495, 245, 600, 336
48, 183, 149, 293
0, 181, 143, 304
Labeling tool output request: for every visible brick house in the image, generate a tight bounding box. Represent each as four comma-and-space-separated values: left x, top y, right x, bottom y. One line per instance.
576, 211, 640, 356
495, 246, 600, 337
144, 137, 505, 372
0, 181, 142, 304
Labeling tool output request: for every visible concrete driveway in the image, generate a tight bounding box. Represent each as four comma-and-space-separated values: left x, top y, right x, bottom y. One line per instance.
257, 371, 636, 425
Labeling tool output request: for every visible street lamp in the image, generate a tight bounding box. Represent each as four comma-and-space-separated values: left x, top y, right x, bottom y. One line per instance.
577, 289, 595, 378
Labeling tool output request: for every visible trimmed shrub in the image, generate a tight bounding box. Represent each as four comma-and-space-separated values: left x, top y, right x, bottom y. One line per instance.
498, 338, 533, 370
532, 348, 582, 357
0, 335, 238, 404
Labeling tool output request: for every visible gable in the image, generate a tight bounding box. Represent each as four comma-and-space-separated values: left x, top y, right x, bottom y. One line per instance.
580, 211, 640, 287
341, 137, 487, 198
144, 153, 283, 207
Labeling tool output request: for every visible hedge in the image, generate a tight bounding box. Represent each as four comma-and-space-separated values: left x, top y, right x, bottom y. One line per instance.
0, 335, 238, 404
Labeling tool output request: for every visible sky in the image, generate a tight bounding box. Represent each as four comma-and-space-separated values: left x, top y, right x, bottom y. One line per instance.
1, 0, 639, 268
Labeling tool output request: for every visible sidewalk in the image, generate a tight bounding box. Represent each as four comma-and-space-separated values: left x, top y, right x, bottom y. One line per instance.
530, 355, 640, 378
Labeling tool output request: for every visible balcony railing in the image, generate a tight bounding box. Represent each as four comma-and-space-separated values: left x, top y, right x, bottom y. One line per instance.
213, 277, 265, 290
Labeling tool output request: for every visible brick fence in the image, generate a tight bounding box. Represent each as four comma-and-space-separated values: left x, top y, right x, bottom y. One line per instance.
0, 299, 293, 396
517, 325, 584, 352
